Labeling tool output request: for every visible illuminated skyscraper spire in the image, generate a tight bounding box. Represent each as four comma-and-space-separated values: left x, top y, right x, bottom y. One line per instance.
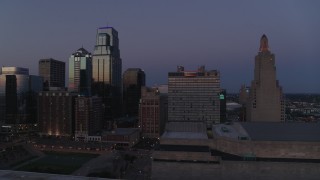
259, 34, 269, 52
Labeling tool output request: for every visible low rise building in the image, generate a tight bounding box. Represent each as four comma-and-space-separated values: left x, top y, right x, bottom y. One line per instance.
101, 128, 140, 148
139, 87, 167, 138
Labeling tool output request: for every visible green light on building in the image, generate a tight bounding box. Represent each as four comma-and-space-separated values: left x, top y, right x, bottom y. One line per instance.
220, 94, 224, 100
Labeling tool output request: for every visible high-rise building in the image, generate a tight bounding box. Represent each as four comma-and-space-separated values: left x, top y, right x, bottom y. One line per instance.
0, 67, 42, 125
74, 96, 103, 141
168, 66, 220, 128
246, 35, 285, 122
68, 47, 92, 96
39, 58, 65, 91
38, 91, 76, 137
139, 86, 168, 138
91, 27, 122, 129
123, 68, 145, 117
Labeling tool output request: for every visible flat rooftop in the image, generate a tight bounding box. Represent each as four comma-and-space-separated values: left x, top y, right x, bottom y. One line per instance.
240, 122, 320, 142
214, 123, 248, 139
214, 122, 320, 142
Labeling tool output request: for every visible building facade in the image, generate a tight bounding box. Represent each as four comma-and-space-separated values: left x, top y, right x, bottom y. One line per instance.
168, 66, 220, 128
139, 86, 168, 138
68, 47, 92, 96
39, 58, 65, 90
74, 97, 103, 141
123, 68, 146, 117
0, 67, 42, 125
91, 27, 122, 129
246, 35, 285, 122
101, 128, 140, 148
38, 91, 75, 136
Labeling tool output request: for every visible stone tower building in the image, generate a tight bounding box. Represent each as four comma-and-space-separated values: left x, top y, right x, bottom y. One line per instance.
247, 35, 285, 122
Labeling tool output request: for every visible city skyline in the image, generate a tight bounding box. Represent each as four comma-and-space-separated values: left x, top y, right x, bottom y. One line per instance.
1, 1, 320, 93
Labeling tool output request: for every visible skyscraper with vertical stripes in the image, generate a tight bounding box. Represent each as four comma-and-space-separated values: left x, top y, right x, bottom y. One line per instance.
91, 27, 122, 129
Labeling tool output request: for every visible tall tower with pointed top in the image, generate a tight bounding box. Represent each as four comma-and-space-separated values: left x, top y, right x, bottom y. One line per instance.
247, 35, 285, 122
68, 47, 92, 96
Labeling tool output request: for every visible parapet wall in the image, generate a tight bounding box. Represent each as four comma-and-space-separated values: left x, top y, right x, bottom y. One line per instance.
152, 161, 320, 180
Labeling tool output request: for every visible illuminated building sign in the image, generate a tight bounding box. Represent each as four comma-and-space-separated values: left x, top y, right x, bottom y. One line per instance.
220, 94, 225, 100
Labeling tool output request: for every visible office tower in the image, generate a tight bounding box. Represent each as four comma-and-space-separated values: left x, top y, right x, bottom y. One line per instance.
74, 96, 102, 141
220, 89, 227, 123
68, 47, 92, 96
39, 58, 65, 91
0, 67, 42, 125
168, 66, 220, 128
123, 68, 146, 117
38, 91, 76, 137
91, 27, 122, 129
247, 35, 285, 122
139, 86, 168, 138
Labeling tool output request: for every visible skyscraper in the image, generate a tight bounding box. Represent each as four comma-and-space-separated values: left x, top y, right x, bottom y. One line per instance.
168, 66, 220, 128
92, 27, 122, 129
0, 67, 42, 125
39, 58, 65, 90
123, 68, 145, 117
68, 47, 92, 96
246, 35, 285, 122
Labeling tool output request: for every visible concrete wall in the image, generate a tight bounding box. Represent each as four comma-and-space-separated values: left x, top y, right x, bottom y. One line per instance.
160, 136, 320, 159
152, 161, 320, 180
252, 141, 320, 159
153, 151, 219, 162
212, 136, 252, 155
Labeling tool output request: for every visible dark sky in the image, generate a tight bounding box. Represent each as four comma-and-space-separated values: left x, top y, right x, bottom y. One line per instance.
0, 0, 320, 93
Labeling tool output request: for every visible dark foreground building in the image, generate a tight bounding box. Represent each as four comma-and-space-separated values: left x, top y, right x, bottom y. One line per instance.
123, 68, 145, 117
38, 91, 76, 137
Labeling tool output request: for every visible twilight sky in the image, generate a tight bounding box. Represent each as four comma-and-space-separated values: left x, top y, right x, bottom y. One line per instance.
0, 0, 320, 93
